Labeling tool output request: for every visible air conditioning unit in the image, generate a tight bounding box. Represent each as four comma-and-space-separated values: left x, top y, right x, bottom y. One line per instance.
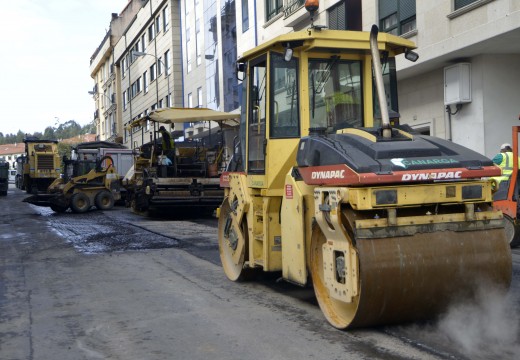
444, 63, 471, 106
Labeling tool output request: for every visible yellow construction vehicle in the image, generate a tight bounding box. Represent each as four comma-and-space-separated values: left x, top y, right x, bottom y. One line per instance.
217, 20, 512, 328
124, 108, 239, 214
24, 155, 121, 213
18, 137, 61, 194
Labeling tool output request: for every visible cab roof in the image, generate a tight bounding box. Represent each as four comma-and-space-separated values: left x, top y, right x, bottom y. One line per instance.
128, 107, 240, 129
238, 28, 416, 62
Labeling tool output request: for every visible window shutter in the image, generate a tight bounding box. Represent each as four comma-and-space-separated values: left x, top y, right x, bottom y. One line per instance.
379, 0, 398, 19
329, 1, 346, 30
399, 0, 416, 20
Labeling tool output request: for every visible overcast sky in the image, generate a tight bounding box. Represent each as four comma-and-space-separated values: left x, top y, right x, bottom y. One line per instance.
0, 0, 130, 136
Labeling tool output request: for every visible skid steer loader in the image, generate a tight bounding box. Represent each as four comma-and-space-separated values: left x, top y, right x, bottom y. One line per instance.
217, 21, 511, 329
24, 155, 121, 213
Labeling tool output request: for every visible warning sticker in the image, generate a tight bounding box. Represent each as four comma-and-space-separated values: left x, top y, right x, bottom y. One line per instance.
285, 184, 293, 199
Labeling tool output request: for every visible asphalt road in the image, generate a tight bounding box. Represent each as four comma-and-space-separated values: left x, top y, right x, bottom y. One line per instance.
1, 184, 519, 360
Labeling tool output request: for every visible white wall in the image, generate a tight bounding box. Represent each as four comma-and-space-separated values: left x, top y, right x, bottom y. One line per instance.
398, 68, 447, 139
482, 54, 520, 157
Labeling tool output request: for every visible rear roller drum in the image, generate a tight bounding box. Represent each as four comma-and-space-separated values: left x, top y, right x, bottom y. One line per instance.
310, 208, 512, 329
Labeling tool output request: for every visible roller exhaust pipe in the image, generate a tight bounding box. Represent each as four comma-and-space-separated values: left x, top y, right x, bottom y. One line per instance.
369, 25, 391, 138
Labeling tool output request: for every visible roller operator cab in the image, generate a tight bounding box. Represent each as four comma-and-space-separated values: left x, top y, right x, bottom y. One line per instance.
218, 25, 512, 329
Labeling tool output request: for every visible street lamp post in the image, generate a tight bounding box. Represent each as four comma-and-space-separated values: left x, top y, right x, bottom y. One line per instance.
131, 51, 170, 108
88, 90, 114, 108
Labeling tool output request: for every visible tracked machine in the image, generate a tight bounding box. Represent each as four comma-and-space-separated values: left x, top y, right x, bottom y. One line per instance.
217, 19, 512, 328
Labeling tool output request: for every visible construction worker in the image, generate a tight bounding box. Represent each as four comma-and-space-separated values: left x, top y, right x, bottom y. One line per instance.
158, 125, 174, 150
491, 143, 516, 191
158, 125, 175, 172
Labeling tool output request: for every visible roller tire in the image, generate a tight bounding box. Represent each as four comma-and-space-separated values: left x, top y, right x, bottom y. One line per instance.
504, 215, 520, 248
95, 190, 115, 211
218, 199, 257, 281
70, 192, 91, 213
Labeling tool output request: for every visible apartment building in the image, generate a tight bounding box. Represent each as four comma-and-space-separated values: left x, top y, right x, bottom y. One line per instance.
179, 0, 240, 139
90, 1, 146, 143
235, 0, 520, 157
92, 0, 520, 157
90, 0, 182, 149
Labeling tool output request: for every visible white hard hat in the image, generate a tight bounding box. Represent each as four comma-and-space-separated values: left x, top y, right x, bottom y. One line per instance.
501, 143, 512, 150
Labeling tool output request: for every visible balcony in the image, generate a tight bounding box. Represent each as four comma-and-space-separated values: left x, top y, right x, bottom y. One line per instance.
194, 121, 205, 132
283, 0, 309, 28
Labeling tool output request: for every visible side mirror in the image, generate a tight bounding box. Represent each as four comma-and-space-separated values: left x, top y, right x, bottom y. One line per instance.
405, 48, 419, 62
236, 62, 245, 81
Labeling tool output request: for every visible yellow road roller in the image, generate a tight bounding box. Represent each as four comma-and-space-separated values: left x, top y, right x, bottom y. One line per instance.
217, 24, 512, 329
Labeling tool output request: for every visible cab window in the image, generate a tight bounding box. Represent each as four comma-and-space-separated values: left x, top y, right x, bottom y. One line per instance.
308, 58, 363, 133
270, 52, 299, 138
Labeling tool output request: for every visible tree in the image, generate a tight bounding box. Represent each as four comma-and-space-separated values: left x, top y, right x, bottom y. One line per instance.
43, 126, 56, 140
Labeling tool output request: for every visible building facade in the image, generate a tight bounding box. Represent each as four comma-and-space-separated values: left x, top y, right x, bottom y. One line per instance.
92, 0, 520, 158
90, 1, 146, 143
0, 143, 25, 171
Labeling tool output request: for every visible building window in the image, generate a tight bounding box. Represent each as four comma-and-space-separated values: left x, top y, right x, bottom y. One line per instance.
148, 23, 155, 42
143, 71, 149, 93
197, 87, 203, 108
121, 57, 127, 78
266, 0, 283, 21
379, 0, 416, 35
163, 6, 169, 31
167, 94, 172, 107
186, 28, 192, 73
196, 20, 202, 65
131, 77, 142, 98
150, 63, 156, 81
242, 0, 249, 32
454, 0, 479, 10
123, 91, 128, 110
141, 35, 146, 52
159, 99, 164, 108
157, 57, 163, 75
188, 93, 193, 108
185, 0, 192, 16
131, 42, 140, 63
329, 0, 361, 31
156, 15, 161, 34
164, 50, 171, 75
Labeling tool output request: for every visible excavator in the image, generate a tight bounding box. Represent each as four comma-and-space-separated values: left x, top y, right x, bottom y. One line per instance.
217, 6, 512, 329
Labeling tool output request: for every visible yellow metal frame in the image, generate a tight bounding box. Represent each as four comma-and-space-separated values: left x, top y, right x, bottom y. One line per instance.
227, 29, 417, 278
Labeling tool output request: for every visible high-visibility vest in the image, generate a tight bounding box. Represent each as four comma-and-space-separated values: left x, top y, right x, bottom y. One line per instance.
499, 152, 514, 177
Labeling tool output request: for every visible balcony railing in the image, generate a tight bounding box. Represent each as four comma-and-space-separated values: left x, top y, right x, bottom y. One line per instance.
284, 0, 305, 17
